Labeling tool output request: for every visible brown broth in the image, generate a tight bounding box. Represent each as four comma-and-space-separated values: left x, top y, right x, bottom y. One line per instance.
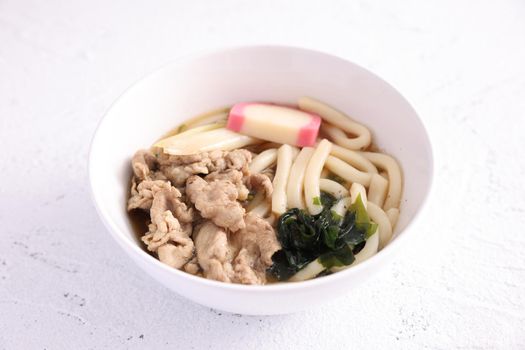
126, 175, 155, 256
128, 208, 150, 243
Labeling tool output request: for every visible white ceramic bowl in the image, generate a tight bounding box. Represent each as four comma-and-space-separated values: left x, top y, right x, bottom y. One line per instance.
89, 46, 433, 315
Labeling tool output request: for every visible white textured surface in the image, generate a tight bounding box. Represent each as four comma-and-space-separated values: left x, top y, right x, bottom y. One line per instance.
1, 0, 524, 348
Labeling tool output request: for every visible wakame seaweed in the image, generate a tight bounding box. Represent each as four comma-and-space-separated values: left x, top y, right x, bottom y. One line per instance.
268, 193, 377, 281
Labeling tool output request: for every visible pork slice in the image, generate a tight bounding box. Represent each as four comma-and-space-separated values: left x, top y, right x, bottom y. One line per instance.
156, 152, 204, 166
233, 248, 265, 284
142, 211, 194, 269
149, 186, 194, 223
230, 213, 281, 284
131, 149, 159, 180
186, 176, 245, 232
244, 212, 281, 266
160, 162, 209, 187
127, 179, 172, 211
224, 149, 252, 174
157, 149, 252, 187
205, 170, 250, 201
183, 256, 201, 275
141, 188, 195, 269
157, 152, 208, 186
194, 221, 235, 282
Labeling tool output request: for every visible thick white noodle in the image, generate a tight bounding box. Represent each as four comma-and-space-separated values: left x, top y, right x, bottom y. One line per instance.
360, 152, 403, 210
320, 167, 330, 178
286, 147, 315, 210
289, 259, 325, 282
250, 148, 278, 174
368, 173, 389, 208
304, 139, 332, 215
321, 123, 371, 151
298, 97, 371, 150
366, 201, 393, 249
350, 183, 368, 208
352, 231, 379, 265
319, 179, 349, 199
386, 207, 400, 229
331, 196, 352, 217
330, 189, 378, 272
272, 145, 297, 215
251, 201, 271, 218
330, 144, 378, 174
324, 156, 372, 187
330, 184, 367, 218
291, 147, 300, 159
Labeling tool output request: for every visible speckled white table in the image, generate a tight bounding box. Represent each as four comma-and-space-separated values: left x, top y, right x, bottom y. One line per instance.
1, 0, 524, 349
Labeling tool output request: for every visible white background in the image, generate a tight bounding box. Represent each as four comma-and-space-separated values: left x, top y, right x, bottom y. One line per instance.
1, 0, 524, 349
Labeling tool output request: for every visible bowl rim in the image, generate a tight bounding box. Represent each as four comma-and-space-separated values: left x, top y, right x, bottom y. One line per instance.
88, 44, 434, 292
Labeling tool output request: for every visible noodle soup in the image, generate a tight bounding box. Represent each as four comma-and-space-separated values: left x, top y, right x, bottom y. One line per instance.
126, 97, 402, 285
